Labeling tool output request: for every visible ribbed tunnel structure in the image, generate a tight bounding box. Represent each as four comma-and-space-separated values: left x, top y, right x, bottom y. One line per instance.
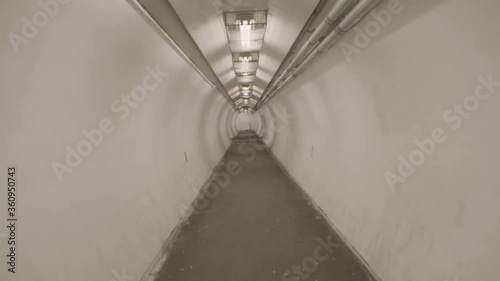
1, 1, 500, 281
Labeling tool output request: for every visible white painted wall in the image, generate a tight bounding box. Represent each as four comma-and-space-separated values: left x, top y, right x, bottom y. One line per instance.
2, 1, 500, 281
234, 113, 260, 132
264, 0, 500, 281
0, 0, 232, 280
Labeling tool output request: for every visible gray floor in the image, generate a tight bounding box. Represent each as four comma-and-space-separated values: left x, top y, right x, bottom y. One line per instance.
154, 131, 375, 281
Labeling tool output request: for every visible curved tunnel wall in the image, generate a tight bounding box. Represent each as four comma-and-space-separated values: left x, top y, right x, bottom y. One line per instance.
261, 1, 500, 281
234, 112, 260, 132
2, 0, 500, 281
0, 0, 233, 280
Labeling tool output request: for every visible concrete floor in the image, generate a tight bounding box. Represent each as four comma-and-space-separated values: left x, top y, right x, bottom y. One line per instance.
154, 131, 376, 281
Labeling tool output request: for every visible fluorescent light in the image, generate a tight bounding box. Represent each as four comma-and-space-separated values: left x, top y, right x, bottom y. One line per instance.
225, 10, 268, 110
239, 20, 250, 47
233, 52, 259, 62
239, 55, 252, 62
225, 11, 267, 26
239, 19, 254, 47
236, 73, 255, 83
233, 61, 258, 73
229, 39, 263, 53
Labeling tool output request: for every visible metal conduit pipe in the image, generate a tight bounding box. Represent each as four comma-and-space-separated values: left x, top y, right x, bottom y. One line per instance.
260, 33, 338, 105
257, 0, 382, 109
256, 0, 358, 109
337, 0, 382, 32
128, 0, 236, 107
277, 0, 355, 81
288, 0, 355, 67
309, 0, 357, 44
254, 0, 329, 111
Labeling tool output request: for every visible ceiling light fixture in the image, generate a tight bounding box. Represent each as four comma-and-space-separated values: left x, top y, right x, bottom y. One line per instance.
225, 11, 267, 110
239, 55, 252, 63
237, 19, 255, 47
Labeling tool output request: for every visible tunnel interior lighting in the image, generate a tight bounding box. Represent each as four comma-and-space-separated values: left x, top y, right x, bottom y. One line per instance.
225, 11, 267, 110
240, 86, 252, 96
239, 55, 252, 62
234, 61, 258, 73
238, 19, 253, 47
227, 25, 266, 43
241, 90, 252, 100
238, 106, 250, 113
233, 53, 259, 62
229, 40, 263, 53
225, 11, 267, 25
236, 73, 256, 83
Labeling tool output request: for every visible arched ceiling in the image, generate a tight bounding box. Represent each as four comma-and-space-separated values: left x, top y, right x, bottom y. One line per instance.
168, 0, 320, 111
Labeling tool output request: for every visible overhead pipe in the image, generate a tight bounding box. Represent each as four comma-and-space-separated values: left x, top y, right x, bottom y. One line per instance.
252, 0, 329, 111
256, 0, 357, 109
127, 0, 236, 108
294, 0, 383, 73
288, 0, 355, 67
256, 0, 382, 109
274, 0, 355, 84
